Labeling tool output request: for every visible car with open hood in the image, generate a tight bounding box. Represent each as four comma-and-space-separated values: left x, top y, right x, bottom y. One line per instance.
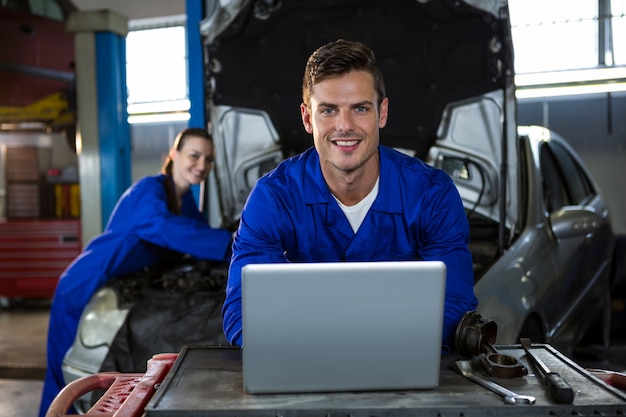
62, 0, 615, 411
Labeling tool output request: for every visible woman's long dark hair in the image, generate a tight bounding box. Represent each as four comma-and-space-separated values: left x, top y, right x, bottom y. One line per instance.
160, 128, 213, 214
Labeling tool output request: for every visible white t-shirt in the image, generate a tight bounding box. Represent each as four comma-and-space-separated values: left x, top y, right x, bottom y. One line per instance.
333, 177, 380, 233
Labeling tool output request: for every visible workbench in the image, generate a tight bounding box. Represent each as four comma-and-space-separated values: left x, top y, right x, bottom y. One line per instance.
145, 345, 626, 417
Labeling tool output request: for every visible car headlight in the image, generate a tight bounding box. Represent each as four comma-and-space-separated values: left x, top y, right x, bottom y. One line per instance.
78, 287, 130, 348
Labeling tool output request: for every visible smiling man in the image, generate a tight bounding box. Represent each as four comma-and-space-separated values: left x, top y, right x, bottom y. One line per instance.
222, 39, 477, 350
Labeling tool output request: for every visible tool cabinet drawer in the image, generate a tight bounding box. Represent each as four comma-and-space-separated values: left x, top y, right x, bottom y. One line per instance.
0, 219, 81, 299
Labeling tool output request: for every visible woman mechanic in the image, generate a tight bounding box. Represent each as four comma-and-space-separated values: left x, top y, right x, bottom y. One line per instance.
39, 127, 234, 416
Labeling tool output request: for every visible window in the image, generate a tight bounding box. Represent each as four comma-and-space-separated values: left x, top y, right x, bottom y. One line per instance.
540, 141, 595, 212
509, 0, 626, 74
126, 26, 188, 106
613, 0, 626, 64
28, 0, 64, 20
548, 141, 594, 205
0, 0, 71, 20
509, 0, 598, 74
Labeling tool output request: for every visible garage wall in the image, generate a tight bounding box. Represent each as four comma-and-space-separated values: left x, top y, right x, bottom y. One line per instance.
517, 92, 626, 237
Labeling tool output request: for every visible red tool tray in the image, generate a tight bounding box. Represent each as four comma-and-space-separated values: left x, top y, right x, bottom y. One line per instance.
45, 353, 178, 417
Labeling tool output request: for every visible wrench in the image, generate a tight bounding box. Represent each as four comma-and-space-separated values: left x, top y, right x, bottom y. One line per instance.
456, 360, 536, 405
520, 338, 574, 404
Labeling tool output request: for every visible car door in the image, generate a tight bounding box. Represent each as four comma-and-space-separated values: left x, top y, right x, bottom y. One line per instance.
208, 106, 283, 224
539, 136, 613, 342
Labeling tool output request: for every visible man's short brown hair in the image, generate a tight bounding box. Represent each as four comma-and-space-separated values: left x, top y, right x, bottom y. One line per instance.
302, 39, 386, 108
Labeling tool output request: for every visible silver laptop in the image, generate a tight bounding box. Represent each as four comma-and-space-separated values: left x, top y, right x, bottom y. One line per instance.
241, 261, 447, 394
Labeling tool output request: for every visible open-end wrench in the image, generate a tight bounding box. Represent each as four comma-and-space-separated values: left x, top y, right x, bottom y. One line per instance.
456, 360, 536, 405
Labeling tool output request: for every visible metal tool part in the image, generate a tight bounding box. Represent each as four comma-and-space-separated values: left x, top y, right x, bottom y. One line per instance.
520, 338, 575, 404
455, 360, 536, 405
455, 311, 528, 378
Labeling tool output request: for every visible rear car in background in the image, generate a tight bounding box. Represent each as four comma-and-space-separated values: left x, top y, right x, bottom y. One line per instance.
62, 0, 615, 410
433, 124, 614, 352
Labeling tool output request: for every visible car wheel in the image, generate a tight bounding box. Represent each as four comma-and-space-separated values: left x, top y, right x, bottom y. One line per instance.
518, 315, 545, 344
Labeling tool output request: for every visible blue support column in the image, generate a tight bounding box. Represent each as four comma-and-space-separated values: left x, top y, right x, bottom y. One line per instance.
186, 0, 205, 129
186, 0, 206, 207
96, 32, 131, 224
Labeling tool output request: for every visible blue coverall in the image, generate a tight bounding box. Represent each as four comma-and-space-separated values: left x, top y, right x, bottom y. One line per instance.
223, 145, 478, 348
39, 174, 233, 416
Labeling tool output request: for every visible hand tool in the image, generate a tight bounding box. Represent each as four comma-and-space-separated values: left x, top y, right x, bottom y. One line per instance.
456, 360, 536, 405
520, 338, 575, 404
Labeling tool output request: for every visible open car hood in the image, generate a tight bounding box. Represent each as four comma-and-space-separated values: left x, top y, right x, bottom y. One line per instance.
201, 0, 518, 237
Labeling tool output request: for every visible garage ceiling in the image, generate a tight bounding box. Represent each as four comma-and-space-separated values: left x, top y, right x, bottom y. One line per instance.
71, 0, 185, 21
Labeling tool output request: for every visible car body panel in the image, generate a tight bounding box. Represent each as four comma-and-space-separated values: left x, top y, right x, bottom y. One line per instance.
430, 89, 518, 234
210, 106, 283, 222
474, 126, 614, 354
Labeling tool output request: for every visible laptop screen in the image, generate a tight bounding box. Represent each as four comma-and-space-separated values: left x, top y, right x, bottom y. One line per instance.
241, 261, 447, 394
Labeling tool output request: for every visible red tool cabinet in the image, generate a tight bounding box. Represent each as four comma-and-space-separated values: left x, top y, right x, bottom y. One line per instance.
0, 219, 81, 299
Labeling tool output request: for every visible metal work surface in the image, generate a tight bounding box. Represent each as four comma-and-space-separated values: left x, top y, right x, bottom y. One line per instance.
146, 345, 626, 417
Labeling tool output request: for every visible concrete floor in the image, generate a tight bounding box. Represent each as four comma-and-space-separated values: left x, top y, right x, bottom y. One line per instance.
0, 299, 48, 417
1, 298, 626, 417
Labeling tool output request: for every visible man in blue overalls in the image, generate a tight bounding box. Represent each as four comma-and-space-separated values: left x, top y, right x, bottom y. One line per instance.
223, 40, 477, 350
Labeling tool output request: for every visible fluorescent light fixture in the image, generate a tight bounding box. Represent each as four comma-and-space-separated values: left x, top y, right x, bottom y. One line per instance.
516, 82, 626, 99
128, 14, 186, 30
515, 66, 626, 98
128, 112, 191, 124
515, 67, 626, 87
127, 99, 190, 115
